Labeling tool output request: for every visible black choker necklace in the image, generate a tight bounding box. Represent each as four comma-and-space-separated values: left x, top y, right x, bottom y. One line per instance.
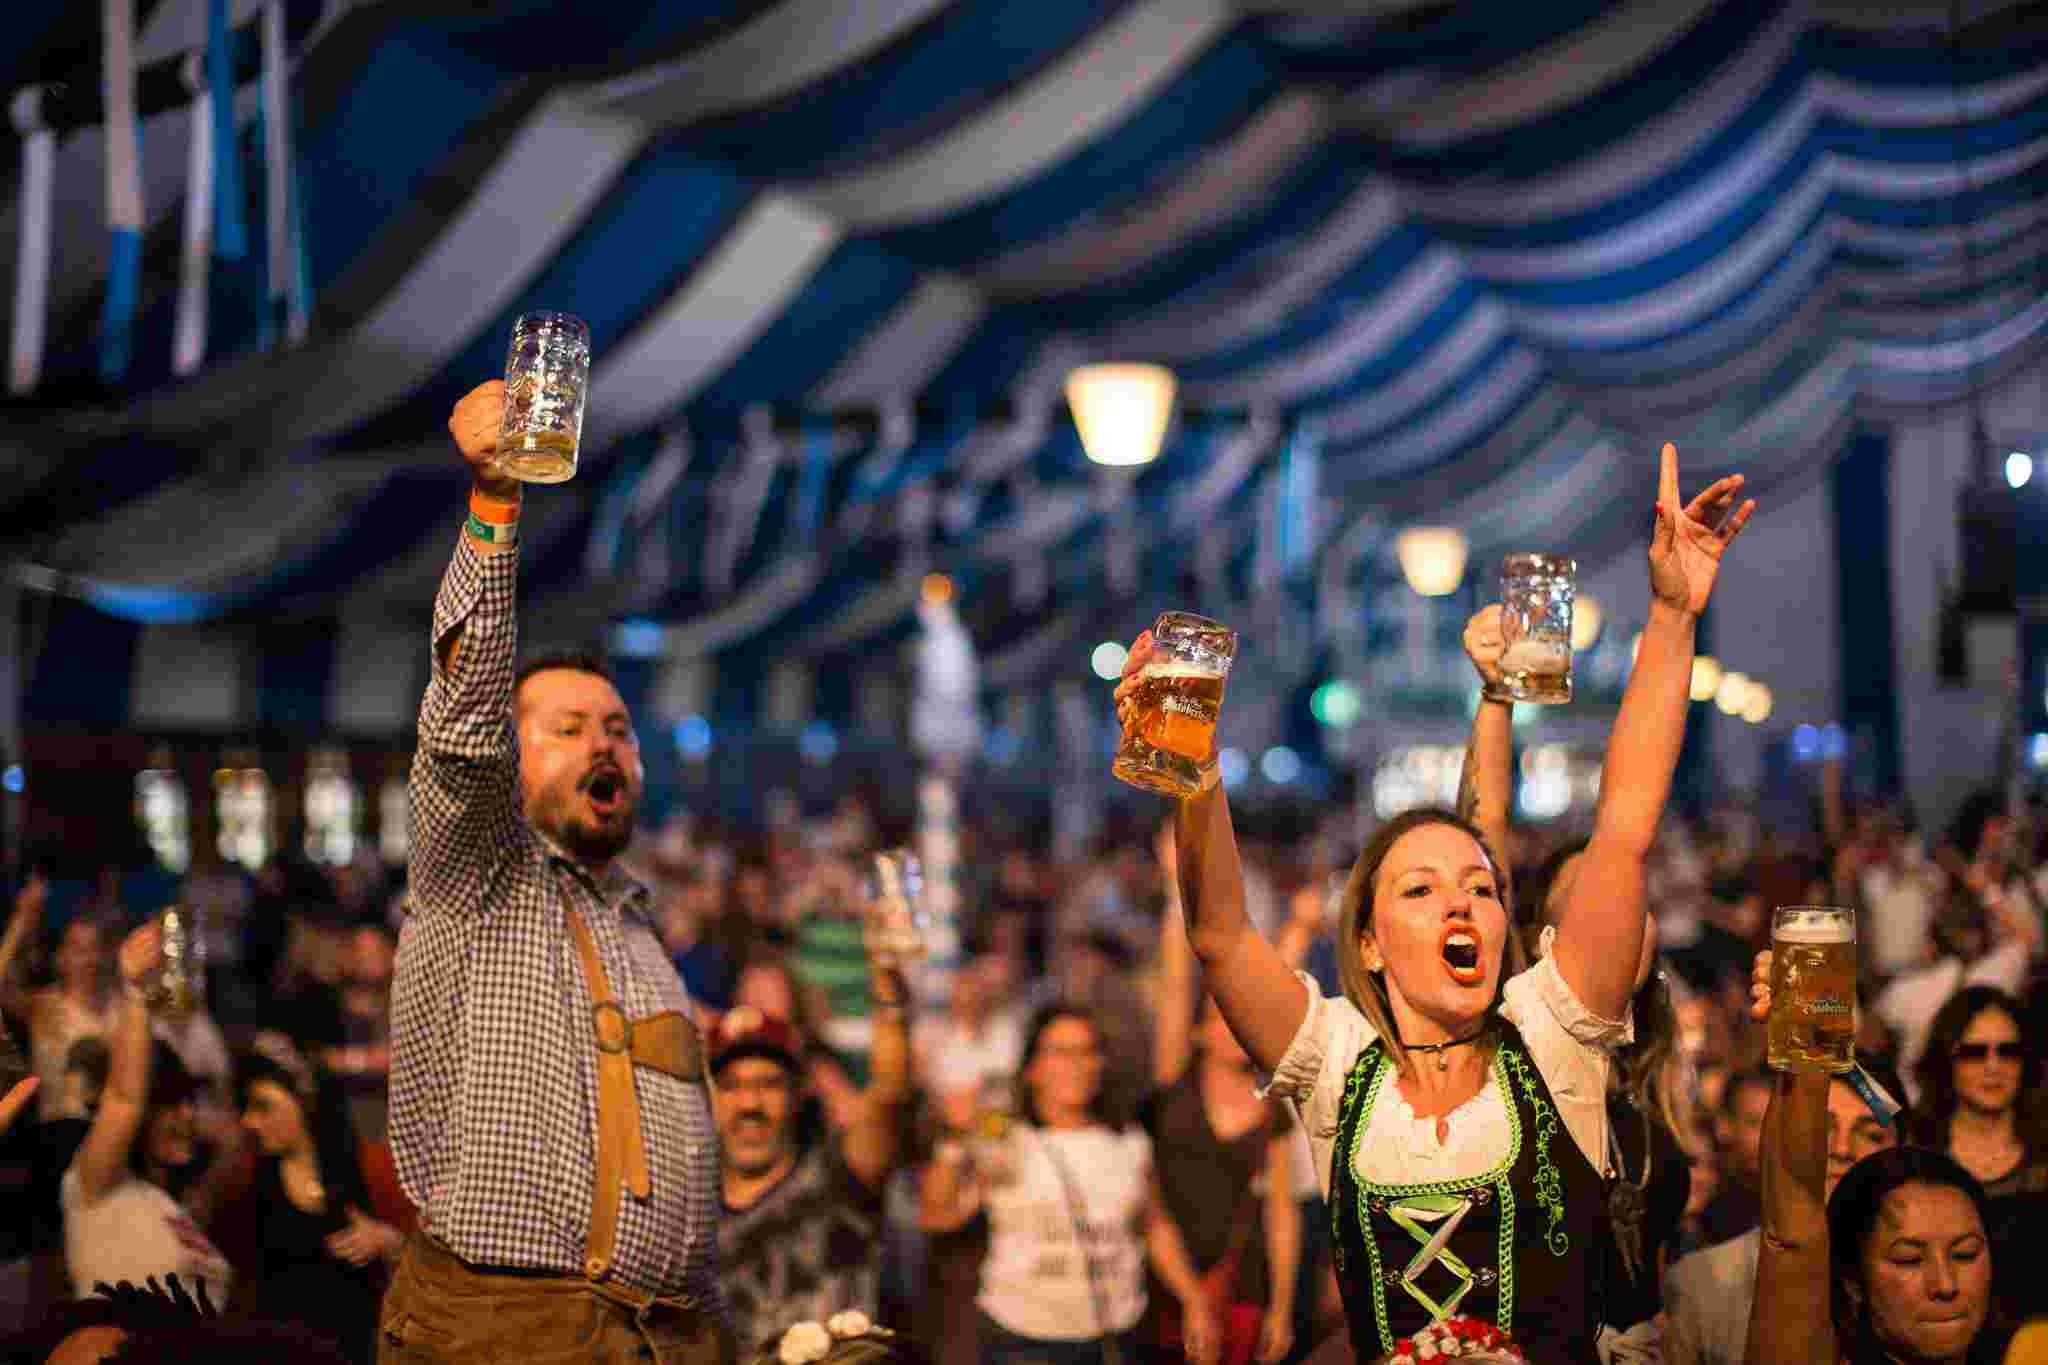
1400, 1026, 1489, 1071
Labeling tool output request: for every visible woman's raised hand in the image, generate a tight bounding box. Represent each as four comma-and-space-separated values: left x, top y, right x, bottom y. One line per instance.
117, 921, 163, 992
1113, 629, 1155, 730
8, 873, 46, 935
1647, 442, 1757, 616
1462, 604, 1507, 691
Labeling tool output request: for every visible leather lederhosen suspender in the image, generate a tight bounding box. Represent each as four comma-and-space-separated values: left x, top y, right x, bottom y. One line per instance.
567, 907, 705, 1285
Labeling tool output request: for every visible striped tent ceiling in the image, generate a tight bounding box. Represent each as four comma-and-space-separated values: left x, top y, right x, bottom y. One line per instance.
5, 0, 2046, 687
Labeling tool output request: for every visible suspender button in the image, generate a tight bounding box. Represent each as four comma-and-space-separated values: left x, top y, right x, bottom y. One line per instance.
594, 1001, 631, 1053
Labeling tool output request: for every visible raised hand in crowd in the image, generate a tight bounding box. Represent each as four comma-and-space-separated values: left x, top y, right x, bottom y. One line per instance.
0, 871, 49, 1015
445, 378, 515, 498
1646, 441, 1756, 617
0, 1074, 38, 1137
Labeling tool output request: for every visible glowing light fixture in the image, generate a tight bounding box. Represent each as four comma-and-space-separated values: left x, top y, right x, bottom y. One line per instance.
1714, 671, 1753, 715
1741, 684, 1773, 724
1689, 655, 1722, 702
1394, 527, 1468, 597
2007, 451, 2033, 489
1261, 745, 1304, 785
1090, 641, 1129, 681
921, 573, 956, 604
1311, 680, 1363, 729
1571, 593, 1603, 651
1066, 363, 1176, 467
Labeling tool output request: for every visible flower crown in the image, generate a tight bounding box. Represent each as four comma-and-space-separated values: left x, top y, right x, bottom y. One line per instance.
776, 1312, 891, 1365
1384, 1317, 1525, 1362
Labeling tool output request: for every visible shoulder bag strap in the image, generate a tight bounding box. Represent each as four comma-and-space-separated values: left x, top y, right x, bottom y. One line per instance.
1034, 1128, 1127, 1365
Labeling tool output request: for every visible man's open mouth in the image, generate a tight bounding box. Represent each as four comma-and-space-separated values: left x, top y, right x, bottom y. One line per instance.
585, 770, 625, 810
1440, 929, 1484, 983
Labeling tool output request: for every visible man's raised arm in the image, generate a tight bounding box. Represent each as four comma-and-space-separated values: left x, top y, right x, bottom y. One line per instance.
407, 381, 529, 919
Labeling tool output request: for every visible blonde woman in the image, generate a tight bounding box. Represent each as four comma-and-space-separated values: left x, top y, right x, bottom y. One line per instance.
1119, 443, 1753, 1365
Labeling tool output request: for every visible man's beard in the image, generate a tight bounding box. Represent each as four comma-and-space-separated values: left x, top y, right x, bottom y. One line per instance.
533, 785, 636, 863
722, 1120, 791, 1178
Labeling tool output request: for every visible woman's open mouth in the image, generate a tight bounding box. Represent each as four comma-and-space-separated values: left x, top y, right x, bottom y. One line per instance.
1440, 928, 1485, 985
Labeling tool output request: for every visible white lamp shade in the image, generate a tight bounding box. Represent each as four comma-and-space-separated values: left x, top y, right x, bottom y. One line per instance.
1066, 363, 1176, 467
1394, 527, 1468, 597
1689, 655, 1722, 702
1714, 671, 1752, 715
1571, 593, 1602, 651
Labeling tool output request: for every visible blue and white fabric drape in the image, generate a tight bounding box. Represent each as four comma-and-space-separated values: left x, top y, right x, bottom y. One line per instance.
262, 0, 307, 344
98, 0, 144, 384
173, 53, 215, 376
8, 86, 54, 395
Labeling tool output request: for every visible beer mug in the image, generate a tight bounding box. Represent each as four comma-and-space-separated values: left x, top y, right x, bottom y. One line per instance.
1497, 554, 1577, 704
1768, 906, 1856, 1073
496, 311, 591, 484
1112, 612, 1236, 798
866, 849, 928, 963
142, 906, 205, 1016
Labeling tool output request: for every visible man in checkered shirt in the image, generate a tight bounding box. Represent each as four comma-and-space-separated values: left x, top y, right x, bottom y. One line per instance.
377, 381, 731, 1365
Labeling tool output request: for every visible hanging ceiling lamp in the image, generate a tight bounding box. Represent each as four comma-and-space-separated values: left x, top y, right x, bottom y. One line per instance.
1571, 593, 1603, 651
1689, 656, 1722, 702
1066, 363, 1176, 467
1394, 528, 1468, 597
1714, 671, 1753, 715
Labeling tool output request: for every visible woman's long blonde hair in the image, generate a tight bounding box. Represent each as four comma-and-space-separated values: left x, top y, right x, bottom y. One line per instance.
1335, 808, 1529, 1080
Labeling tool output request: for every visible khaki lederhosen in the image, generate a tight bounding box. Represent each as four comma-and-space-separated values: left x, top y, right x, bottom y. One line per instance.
379, 909, 731, 1365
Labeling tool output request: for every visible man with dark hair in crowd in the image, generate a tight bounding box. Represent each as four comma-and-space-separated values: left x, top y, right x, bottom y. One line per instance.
1693, 1065, 1774, 1247
1663, 1054, 1908, 1365
378, 381, 728, 1364
711, 910, 912, 1352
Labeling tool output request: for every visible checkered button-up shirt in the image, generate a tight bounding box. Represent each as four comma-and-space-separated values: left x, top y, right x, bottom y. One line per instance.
389, 532, 719, 1302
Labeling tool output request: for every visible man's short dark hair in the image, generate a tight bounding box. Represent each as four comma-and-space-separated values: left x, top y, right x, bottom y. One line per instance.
514, 647, 616, 694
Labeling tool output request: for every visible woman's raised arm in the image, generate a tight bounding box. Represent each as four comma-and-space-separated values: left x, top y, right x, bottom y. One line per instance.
1743, 952, 1838, 1365
1552, 444, 1754, 1021
1118, 631, 1307, 1074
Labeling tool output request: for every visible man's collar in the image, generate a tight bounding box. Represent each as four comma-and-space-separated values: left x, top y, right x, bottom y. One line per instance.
538, 833, 654, 923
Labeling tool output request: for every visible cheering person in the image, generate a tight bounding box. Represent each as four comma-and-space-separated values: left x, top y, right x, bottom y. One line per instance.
1119, 443, 1752, 1365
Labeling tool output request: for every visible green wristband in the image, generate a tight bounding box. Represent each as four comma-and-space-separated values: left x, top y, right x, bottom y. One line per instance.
466, 511, 519, 546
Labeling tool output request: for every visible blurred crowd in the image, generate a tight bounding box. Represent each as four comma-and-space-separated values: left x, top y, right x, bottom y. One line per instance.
2, 757, 2046, 1365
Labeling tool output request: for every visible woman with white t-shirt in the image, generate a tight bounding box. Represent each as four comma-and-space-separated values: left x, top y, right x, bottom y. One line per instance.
1119, 444, 1754, 1365
60, 919, 237, 1304
921, 1004, 1220, 1365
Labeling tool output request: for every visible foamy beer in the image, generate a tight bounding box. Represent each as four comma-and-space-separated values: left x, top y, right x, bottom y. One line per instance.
145, 906, 204, 1017
1498, 553, 1577, 704
866, 849, 928, 962
1113, 612, 1237, 798
1768, 906, 1857, 1073
495, 311, 591, 483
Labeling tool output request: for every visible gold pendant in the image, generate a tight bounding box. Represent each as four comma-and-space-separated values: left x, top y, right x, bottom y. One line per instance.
1438, 1051, 1449, 1072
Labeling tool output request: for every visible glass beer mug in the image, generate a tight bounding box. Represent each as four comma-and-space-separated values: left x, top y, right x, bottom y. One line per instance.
866, 849, 928, 963
496, 311, 591, 484
141, 906, 205, 1016
1768, 906, 1856, 1073
1496, 553, 1577, 704
1112, 612, 1237, 798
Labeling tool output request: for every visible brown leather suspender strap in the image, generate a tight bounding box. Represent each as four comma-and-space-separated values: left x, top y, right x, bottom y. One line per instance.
566, 907, 705, 1283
